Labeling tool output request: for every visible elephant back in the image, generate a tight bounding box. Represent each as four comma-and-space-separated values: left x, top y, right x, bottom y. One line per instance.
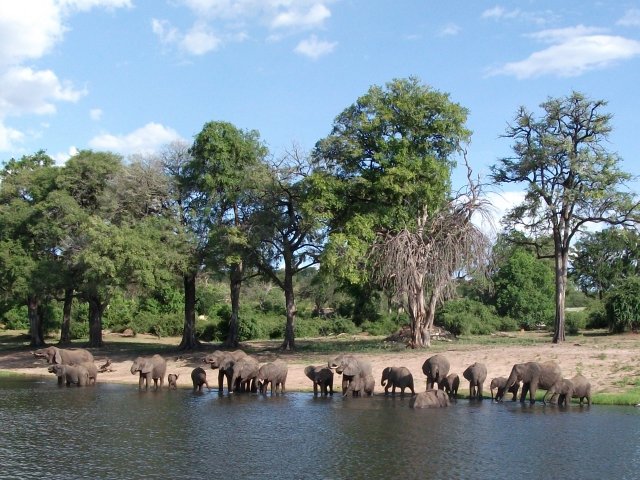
422, 354, 450, 380
538, 361, 562, 389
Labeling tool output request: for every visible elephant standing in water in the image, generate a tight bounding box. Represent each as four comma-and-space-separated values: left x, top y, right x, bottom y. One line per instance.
505, 361, 562, 404
304, 365, 334, 396
204, 350, 247, 393
328, 354, 375, 397
463, 362, 487, 400
130, 354, 167, 390
48, 364, 90, 387
227, 356, 260, 393
380, 366, 415, 396
490, 377, 519, 402
421, 354, 450, 390
441, 373, 460, 399
257, 360, 288, 394
410, 389, 450, 408
544, 374, 592, 406
191, 367, 210, 392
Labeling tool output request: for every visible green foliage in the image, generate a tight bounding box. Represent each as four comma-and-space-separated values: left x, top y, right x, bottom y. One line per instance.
493, 249, 555, 330
565, 310, 588, 335
436, 298, 518, 336
604, 276, 640, 333
1, 305, 29, 330
586, 301, 608, 329
69, 320, 89, 340
361, 313, 405, 336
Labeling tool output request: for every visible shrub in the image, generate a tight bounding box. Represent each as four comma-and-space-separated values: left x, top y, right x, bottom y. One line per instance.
2, 305, 29, 330
605, 276, 640, 333
565, 310, 588, 335
435, 299, 516, 336
361, 314, 405, 336
586, 301, 607, 329
69, 320, 89, 340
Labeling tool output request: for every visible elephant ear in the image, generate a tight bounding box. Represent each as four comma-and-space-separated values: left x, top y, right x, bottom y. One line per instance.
53, 348, 63, 364
342, 360, 360, 377
140, 361, 153, 374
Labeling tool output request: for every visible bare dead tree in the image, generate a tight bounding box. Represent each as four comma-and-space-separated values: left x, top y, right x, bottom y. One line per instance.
370, 160, 492, 348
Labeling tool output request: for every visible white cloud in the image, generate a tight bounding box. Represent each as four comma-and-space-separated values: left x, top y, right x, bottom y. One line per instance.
58, 0, 132, 11
488, 26, 640, 78
90, 108, 102, 121
0, 66, 86, 116
0, 122, 24, 151
181, 23, 222, 55
617, 8, 640, 27
476, 191, 526, 238
481, 6, 520, 20
89, 122, 184, 155
271, 3, 331, 30
294, 35, 336, 59
438, 23, 461, 37
52, 145, 79, 165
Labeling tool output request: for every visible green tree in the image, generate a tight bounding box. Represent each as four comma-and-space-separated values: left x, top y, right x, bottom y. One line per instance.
493, 249, 555, 329
188, 122, 268, 348
604, 276, 640, 333
313, 77, 483, 347
571, 227, 640, 299
491, 92, 639, 343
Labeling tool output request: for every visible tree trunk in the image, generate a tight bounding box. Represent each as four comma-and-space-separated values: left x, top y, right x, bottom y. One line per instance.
280, 270, 296, 351
87, 295, 106, 347
58, 288, 73, 346
179, 272, 200, 350
27, 294, 45, 347
408, 275, 430, 348
552, 249, 568, 344
224, 262, 242, 348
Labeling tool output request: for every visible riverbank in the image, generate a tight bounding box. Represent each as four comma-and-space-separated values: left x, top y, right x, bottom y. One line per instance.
2, 329, 639, 404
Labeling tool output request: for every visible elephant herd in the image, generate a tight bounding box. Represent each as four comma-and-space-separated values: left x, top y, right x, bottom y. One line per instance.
32, 346, 592, 408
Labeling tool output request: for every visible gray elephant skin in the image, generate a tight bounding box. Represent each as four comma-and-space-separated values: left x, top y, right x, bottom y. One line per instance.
380, 366, 415, 396
463, 362, 487, 399
72, 361, 98, 385
257, 360, 288, 394
34, 346, 93, 365
226, 355, 260, 393
168, 373, 179, 389
505, 361, 562, 404
421, 354, 450, 390
328, 354, 375, 397
191, 367, 210, 392
410, 389, 450, 408
48, 364, 90, 387
204, 350, 247, 393
544, 374, 591, 406
304, 365, 334, 396
130, 354, 167, 390
441, 373, 460, 399
490, 376, 519, 402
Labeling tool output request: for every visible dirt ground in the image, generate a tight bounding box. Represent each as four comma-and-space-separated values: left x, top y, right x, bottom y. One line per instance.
2, 330, 640, 398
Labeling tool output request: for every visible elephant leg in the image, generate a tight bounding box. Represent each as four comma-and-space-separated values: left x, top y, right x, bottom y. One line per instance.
216, 370, 225, 393
520, 383, 529, 403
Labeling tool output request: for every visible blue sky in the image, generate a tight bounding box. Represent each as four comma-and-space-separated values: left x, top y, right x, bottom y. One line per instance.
1, 0, 639, 221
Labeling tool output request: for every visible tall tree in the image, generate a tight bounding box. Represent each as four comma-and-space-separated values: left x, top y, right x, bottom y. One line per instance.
570, 227, 640, 299
491, 92, 639, 343
188, 122, 268, 348
248, 148, 326, 350
313, 77, 473, 347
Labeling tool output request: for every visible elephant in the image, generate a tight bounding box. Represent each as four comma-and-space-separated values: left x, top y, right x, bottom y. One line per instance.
380, 366, 415, 396
191, 367, 210, 392
569, 374, 592, 406
226, 356, 260, 393
441, 373, 460, 399
463, 362, 488, 400
48, 364, 90, 387
421, 354, 450, 390
168, 373, 179, 389
204, 350, 247, 393
33, 346, 93, 365
328, 354, 375, 397
490, 377, 519, 402
304, 365, 334, 396
71, 361, 98, 385
409, 389, 450, 408
130, 354, 167, 390
505, 361, 562, 404
543, 378, 575, 406
257, 360, 288, 395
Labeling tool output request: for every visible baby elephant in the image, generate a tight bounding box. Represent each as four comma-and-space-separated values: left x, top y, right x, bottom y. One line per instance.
304, 365, 334, 396
380, 366, 415, 396
410, 389, 450, 408
257, 360, 288, 394
490, 377, 519, 402
48, 364, 90, 387
441, 373, 460, 399
463, 362, 487, 400
191, 368, 210, 392
167, 373, 179, 389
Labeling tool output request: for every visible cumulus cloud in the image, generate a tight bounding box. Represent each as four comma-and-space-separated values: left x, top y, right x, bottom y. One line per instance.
475, 190, 527, 238
0, 122, 24, 151
52, 145, 79, 166
488, 25, 640, 78
617, 8, 640, 27
90, 108, 102, 121
271, 3, 331, 30
294, 35, 337, 59
88, 122, 184, 156
438, 23, 461, 37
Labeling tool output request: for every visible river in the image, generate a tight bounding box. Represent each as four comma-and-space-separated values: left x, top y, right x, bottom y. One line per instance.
1, 377, 639, 479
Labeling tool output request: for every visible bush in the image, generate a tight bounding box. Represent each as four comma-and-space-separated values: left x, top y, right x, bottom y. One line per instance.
436, 299, 516, 336
565, 310, 588, 335
586, 302, 607, 329
605, 276, 640, 333
361, 314, 405, 336
128, 312, 183, 337
69, 320, 89, 340
2, 305, 29, 330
